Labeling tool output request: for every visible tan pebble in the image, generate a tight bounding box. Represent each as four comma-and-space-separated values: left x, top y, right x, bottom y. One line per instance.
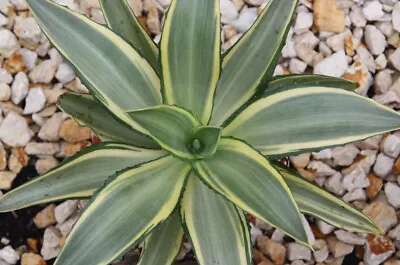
59, 236, 66, 248
19, 39, 39, 50
33, 204, 56, 229
35, 157, 59, 175
27, 238, 39, 253
313, 0, 345, 33
256, 235, 286, 265
392, 156, 400, 175
21, 252, 46, 265
0, 143, 7, 170
297, 168, 316, 181
3, 51, 25, 74
252, 249, 267, 264
59, 119, 91, 144
64, 141, 90, 156
366, 173, 383, 200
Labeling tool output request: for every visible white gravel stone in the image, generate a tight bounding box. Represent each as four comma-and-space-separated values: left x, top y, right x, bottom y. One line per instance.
0, 112, 33, 147
350, 6, 367, 27
54, 0, 79, 10
0, 13, 7, 26
19, 48, 37, 70
365, 25, 387, 55
0, 246, 19, 264
250, 226, 262, 246
294, 31, 320, 49
393, 3, 400, 32
375, 69, 393, 94
289, 58, 307, 74
0, 171, 16, 190
295, 44, 317, 66
0, 0, 11, 14
373, 153, 395, 179
10, 0, 27, 9
0, 84, 11, 102
0, 69, 12, 85
38, 112, 69, 141
271, 229, 285, 243
36, 39, 51, 57
389, 48, 400, 71
316, 220, 335, 235
343, 188, 367, 202
23, 87, 46, 115
14, 17, 41, 44
220, 0, 238, 24
29, 60, 57, 84
0, 30, 20, 58
307, 161, 336, 177
57, 210, 78, 236
343, 166, 370, 192
11, 72, 28, 105
385, 182, 400, 208
55, 63, 75, 84
363, 1, 384, 21
388, 225, 400, 241
295, 12, 313, 34
229, 7, 258, 33
313, 50, 348, 77
319, 41, 332, 57
314, 239, 329, 263
282, 40, 297, 58
375, 53, 387, 70
25, 142, 60, 156
364, 235, 394, 265
376, 21, 393, 37
334, 230, 366, 245
312, 149, 332, 160
373, 90, 400, 106
355, 135, 382, 150
324, 172, 346, 196
355, 46, 376, 73
287, 242, 311, 261
41, 226, 61, 260
326, 33, 344, 52
332, 144, 359, 166
54, 200, 79, 224
48, 48, 63, 66
327, 236, 354, 258
382, 134, 400, 158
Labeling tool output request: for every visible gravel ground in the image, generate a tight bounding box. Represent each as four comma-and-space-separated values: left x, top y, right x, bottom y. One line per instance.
1, 0, 400, 264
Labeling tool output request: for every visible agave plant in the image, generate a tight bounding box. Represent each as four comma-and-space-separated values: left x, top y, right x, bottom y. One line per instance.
1, 0, 398, 264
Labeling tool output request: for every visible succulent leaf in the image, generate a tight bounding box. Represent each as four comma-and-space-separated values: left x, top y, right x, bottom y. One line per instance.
210, 0, 298, 126
188, 126, 221, 158
127, 106, 221, 159
0, 143, 166, 212
54, 156, 191, 265
224, 87, 400, 158
193, 138, 310, 246
262, 74, 358, 97
58, 93, 160, 149
161, 0, 221, 124
27, 0, 162, 129
181, 174, 252, 265
273, 162, 383, 234
138, 212, 184, 265
99, 0, 160, 74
